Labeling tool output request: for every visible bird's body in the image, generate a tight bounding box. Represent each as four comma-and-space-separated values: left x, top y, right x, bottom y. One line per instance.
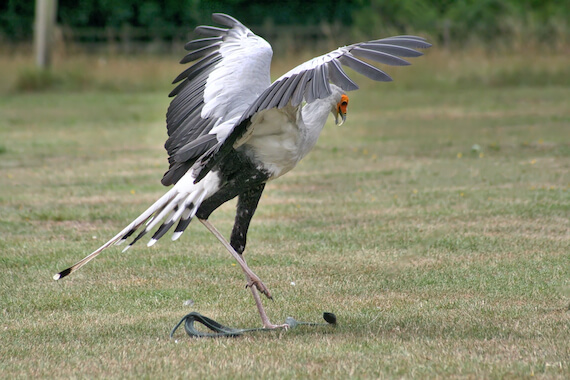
54, 13, 430, 328
241, 93, 338, 180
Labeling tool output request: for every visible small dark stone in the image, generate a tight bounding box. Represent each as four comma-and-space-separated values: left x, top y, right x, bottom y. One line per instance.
323, 312, 337, 325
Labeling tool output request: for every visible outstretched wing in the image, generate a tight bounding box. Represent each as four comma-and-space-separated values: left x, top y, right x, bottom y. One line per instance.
162, 13, 273, 186
193, 34, 431, 182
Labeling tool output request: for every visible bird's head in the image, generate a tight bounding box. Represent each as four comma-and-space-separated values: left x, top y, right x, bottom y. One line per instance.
334, 94, 349, 126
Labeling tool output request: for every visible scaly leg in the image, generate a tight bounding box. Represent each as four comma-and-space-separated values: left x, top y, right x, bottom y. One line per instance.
199, 218, 271, 299
246, 276, 288, 329
199, 218, 287, 329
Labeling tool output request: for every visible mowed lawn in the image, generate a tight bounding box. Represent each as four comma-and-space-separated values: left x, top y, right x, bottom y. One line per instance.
1, 56, 569, 378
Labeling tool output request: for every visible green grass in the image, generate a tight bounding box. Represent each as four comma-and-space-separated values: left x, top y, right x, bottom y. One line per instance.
0, 50, 569, 378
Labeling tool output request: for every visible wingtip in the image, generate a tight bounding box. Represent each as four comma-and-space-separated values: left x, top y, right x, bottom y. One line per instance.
53, 273, 61, 281
211, 13, 240, 28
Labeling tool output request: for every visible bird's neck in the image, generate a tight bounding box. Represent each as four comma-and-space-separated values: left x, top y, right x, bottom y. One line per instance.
299, 96, 335, 152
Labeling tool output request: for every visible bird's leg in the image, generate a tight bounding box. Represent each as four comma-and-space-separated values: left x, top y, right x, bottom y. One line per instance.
197, 184, 286, 329
199, 218, 287, 328
199, 218, 272, 299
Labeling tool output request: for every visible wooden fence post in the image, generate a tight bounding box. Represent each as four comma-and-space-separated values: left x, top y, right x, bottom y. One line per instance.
34, 0, 58, 69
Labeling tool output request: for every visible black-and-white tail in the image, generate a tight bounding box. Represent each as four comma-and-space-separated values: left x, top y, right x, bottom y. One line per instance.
53, 171, 221, 280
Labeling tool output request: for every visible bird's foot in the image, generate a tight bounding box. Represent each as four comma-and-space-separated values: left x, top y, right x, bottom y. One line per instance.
246, 276, 272, 300
262, 322, 289, 330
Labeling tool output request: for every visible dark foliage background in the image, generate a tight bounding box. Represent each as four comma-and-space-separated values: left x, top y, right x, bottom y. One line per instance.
1, 0, 568, 46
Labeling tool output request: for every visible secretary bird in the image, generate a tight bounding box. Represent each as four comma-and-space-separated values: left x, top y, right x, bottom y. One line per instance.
54, 13, 430, 329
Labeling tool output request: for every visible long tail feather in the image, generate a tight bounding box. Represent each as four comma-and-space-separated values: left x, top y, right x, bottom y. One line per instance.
53, 171, 220, 280
53, 189, 176, 280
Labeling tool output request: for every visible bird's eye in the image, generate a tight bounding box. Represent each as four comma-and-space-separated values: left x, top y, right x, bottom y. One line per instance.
341, 101, 348, 106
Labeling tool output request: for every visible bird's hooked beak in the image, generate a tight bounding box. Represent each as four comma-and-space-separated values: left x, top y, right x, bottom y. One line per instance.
335, 94, 349, 126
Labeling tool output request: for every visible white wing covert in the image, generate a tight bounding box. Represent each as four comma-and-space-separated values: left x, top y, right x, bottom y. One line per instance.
163, 13, 273, 186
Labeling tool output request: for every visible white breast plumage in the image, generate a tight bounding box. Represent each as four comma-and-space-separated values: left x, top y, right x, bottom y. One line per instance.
243, 108, 304, 179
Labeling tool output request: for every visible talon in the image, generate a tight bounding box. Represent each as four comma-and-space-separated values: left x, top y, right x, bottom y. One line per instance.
246, 276, 272, 299
246, 281, 271, 299
254, 282, 272, 299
